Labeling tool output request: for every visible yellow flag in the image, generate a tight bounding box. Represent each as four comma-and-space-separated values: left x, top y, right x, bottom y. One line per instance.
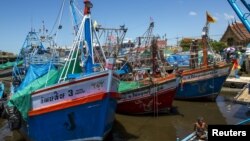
206, 11, 216, 23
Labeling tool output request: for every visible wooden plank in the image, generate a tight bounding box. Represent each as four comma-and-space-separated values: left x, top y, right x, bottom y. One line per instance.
234, 85, 250, 104
226, 76, 250, 83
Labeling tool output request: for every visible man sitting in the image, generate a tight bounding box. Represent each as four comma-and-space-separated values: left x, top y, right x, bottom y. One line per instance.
194, 117, 207, 140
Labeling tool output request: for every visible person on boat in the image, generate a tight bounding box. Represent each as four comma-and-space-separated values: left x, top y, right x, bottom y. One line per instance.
194, 117, 207, 140
231, 54, 240, 78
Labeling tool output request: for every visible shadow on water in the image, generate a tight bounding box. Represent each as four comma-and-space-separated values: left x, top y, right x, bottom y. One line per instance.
0, 119, 25, 141
106, 119, 139, 141
116, 106, 184, 117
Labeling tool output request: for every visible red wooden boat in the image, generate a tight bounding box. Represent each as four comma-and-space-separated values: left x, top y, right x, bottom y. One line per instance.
116, 38, 178, 114
117, 74, 178, 114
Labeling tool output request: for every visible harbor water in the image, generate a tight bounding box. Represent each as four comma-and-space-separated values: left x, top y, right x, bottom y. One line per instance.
1, 87, 249, 141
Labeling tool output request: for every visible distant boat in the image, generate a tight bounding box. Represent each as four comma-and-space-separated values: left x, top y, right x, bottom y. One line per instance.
175, 14, 231, 100
7, 1, 120, 141
11, 27, 62, 93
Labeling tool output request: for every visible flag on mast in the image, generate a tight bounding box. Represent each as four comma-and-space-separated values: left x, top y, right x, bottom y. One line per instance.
206, 11, 216, 23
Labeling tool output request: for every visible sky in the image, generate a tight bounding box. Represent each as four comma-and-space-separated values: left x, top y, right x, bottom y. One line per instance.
0, 0, 242, 54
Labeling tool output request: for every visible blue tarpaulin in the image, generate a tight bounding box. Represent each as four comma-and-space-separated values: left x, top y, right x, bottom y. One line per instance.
17, 63, 55, 92
0, 82, 4, 98
166, 54, 190, 67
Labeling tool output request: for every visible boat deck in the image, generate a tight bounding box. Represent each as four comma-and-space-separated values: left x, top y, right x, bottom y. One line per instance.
234, 84, 250, 104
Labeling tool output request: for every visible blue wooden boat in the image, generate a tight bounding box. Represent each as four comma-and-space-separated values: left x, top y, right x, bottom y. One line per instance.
175, 15, 231, 100
175, 63, 231, 100
7, 1, 120, 140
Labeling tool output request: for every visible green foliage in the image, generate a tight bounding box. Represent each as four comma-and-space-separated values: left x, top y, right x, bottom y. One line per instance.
180, 38, 226, 52
210, 40, 227, 52
180, 39, 202, 51
180, 39, 191, 51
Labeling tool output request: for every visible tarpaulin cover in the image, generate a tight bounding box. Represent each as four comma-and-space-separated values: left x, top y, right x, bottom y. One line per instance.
116, 63, 133, 75
16, 63, 55, 92
8, 69, 60, 120
166, 54, 190, 67
8, 58, 82, 120
166, 51, 215, 67
0, 82, 4, 98
118, 81, 140, 92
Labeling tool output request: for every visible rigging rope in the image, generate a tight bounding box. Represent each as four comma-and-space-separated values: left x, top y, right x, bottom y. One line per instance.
49, 0, 66, 43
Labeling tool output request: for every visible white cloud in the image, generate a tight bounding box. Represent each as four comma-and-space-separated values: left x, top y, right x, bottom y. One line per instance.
224, 13, 235, 20
189, 11, 197, 16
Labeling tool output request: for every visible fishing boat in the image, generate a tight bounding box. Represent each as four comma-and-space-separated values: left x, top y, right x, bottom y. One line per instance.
175, 13, 232, 100
11, 24, 66, 93
117, 72, 177, 114
7, 1, 120, 140
116, 32, 178, 114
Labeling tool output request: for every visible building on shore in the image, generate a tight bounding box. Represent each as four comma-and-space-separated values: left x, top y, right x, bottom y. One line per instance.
220, 22, 250, 48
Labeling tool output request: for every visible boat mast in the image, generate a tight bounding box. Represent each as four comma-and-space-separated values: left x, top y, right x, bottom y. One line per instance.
70, 0, 81, 35
202, 21, 209, 67
151, 38, 159, 77
83, 0, 94, 73
95, 25, 127, 57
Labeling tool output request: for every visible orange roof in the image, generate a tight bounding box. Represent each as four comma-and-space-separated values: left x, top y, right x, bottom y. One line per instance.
221, 22, 250, 42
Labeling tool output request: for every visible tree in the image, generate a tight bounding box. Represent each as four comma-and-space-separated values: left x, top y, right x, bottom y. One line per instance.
180, 38, 226, 52
180, 38, 202, 51
210, 40, 227, 52
180, 39, 191, 51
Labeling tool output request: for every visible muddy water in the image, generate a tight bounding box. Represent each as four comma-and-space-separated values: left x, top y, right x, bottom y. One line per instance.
1, 88, 249, 141
111, 88, 250, 141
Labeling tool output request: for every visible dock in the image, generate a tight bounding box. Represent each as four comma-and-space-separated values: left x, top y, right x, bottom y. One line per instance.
223, 76, 250, 88
234, 84, 250, 104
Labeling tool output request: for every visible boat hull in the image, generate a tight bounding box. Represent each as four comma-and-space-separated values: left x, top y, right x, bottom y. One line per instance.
175, 64, 231, 100
24, 94, 117, 141
117, 77, 177, 114
22, 70, 119, 141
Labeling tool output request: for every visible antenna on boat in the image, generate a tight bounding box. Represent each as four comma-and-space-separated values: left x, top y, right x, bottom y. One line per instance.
30, 16, 34, 32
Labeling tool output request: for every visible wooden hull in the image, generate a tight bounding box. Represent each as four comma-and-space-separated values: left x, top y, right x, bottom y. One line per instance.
21, 70, 120, 141
175, 63, 232, 100
117, 75, 178, 114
